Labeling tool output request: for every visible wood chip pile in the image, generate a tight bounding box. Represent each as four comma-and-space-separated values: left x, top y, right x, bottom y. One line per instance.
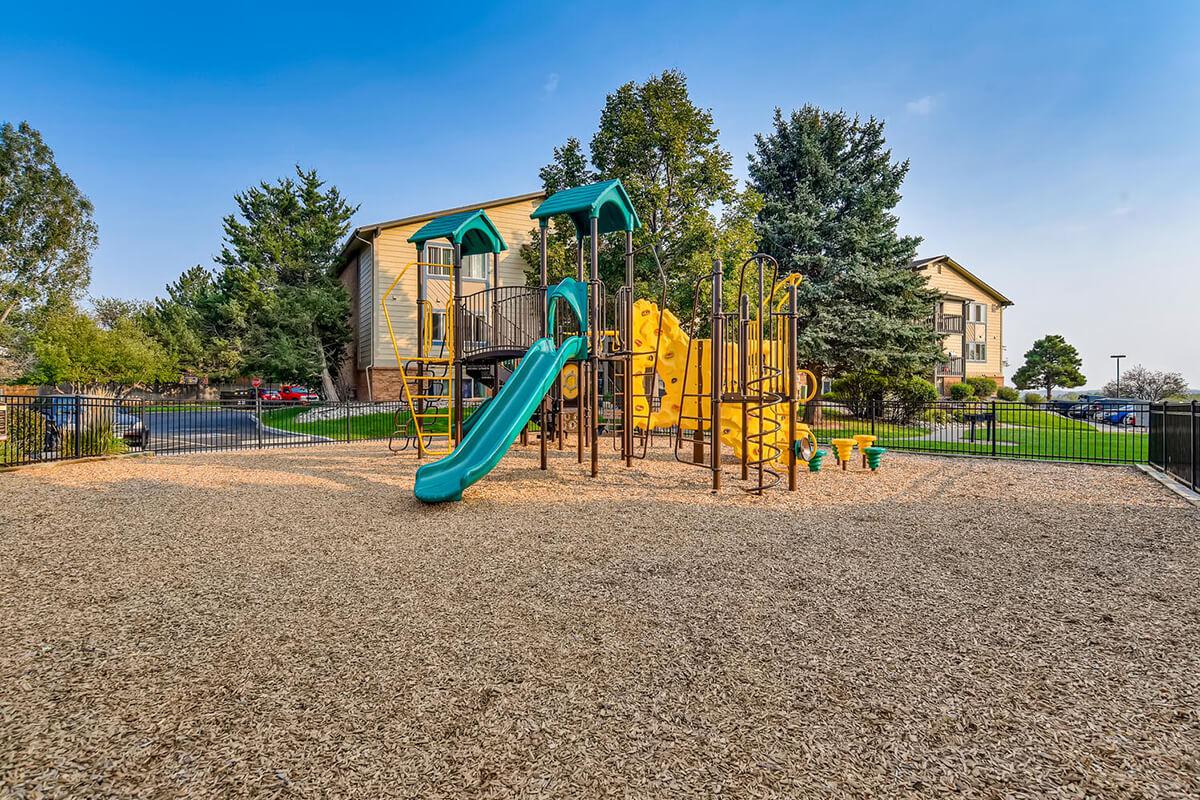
2, 445, 1198, 797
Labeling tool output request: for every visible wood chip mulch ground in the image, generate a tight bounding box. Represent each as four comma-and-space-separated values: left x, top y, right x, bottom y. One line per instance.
2, 443, 1198, 798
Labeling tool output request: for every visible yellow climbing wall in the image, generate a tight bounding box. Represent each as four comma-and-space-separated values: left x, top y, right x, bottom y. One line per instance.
629, 298, 795, 465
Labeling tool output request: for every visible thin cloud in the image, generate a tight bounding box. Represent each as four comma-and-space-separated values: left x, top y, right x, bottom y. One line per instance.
544, 73, 560, 94
906, 95, 937, 115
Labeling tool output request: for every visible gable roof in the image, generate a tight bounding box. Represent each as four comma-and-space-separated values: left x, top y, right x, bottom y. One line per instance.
336, 190, 543, 271
408, 209, 507, 257
530, 179, 641, 237
910, 254, 1013, 306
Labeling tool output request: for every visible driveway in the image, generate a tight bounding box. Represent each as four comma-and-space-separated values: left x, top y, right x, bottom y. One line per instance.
142, 407, 325, 453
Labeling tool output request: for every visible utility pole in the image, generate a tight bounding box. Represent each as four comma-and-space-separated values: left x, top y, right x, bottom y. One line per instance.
1110, 354, 1126, 396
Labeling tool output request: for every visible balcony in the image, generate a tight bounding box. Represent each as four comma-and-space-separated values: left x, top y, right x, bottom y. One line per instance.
937, 356, 965, 377
932, 313, 964, 334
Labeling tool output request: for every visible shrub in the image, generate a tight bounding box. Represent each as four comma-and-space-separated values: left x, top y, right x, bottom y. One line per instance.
965, 376, 998, 398
2, 405, 49, 465
996, 386, 1019, 402
948, 382, 975, 401
1023, 392, 1044, 405
830, 371, 887, 418
923, 408, 952, 425
888, 376, 937, 422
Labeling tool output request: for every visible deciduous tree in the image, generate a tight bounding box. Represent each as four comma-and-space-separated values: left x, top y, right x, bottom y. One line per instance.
522, 71, 761, 316
0, 121, 97, 326
24, 300, 174, 394
1102, 364, 1188, 401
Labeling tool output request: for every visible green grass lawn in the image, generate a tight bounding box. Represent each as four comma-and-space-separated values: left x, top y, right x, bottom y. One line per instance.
879, 426, 1148, 462
808, 400, 1146, 463
261, 406, 406, 440
260, 404, 499, 440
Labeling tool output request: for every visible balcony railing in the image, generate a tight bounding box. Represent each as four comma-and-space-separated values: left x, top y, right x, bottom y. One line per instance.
937, 356, 965, 377
932, 313, 964, 334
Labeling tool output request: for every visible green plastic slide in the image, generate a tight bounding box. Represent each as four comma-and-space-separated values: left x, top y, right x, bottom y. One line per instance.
413, 335, 585, 503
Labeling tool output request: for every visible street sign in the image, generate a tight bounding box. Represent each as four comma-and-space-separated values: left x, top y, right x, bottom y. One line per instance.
251, 377, 262, 388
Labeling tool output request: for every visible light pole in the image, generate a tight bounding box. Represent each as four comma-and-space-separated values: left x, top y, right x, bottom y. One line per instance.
1110, 354, 1126, 396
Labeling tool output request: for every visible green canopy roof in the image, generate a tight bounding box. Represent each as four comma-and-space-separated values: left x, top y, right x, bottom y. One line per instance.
530, 179, 641, 237
407, 209, 507, 257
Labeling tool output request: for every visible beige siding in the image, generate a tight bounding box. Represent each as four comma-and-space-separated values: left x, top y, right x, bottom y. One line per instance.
922, 260, 1007, 383
372, 197, 541, 368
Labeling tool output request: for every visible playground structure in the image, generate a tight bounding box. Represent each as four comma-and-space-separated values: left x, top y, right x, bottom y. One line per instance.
380, 179, 881, 502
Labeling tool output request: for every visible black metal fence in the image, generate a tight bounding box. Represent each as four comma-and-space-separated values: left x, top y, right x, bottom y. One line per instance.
1149, 401, 1198, 492
0, 395, 421, 467
0, 394, 1155, 469
801, 400, 1150, 465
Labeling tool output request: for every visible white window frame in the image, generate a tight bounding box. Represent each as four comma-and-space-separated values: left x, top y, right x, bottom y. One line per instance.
424, 243, 488, 281
968, 302, 987, 323
430, 309, 447, 343
967, 341, 988, 362
424, 243, 454, 278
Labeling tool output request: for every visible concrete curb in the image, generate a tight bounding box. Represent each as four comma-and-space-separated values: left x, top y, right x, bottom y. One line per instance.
1134, 463, 1200, 508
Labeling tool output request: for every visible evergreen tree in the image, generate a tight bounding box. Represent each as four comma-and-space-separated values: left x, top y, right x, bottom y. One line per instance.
214, 167, 356, 398
521, 71, 761, 316
1012, 334, 1086, 399
748, 106, 942, 415
142, 265, 241, 380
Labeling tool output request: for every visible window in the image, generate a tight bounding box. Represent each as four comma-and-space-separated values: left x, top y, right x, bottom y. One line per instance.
968, 302, 986, 323
967, 341, 987, 362
424, 244, 488, 280
430, 310, 447, 342
463, 253, 487, 280
425, 244, 453, 277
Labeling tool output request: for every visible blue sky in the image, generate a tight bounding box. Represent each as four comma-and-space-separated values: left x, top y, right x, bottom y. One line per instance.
3, 1, 1197, 386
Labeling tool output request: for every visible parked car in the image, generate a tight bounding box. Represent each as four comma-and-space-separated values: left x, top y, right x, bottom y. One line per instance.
257, 388, 282, 402
1068, 397, 1141, 419
1103, 405, 1149, 427
279, 385, 320, 404
31, 396, 149, 451
219, 388, 257, 407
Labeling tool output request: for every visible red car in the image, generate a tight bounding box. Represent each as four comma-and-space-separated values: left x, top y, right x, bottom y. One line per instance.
257, 388, 282, 402
279, 385, 320, 404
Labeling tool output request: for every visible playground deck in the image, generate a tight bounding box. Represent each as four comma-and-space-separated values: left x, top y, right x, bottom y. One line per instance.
3, 445, 1198, 797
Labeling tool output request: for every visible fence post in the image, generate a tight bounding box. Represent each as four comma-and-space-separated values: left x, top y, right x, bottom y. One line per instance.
345, 401, 352, 443
255, 393, 263, 449
1192, 400, 1197, 493
73, 395, 82, 459
870, 402, 876, 437
991, 401, 997, 457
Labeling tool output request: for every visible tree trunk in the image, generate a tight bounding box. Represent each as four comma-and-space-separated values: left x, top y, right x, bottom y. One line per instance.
0, 299, 18, 327
317, 344, 341, 403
